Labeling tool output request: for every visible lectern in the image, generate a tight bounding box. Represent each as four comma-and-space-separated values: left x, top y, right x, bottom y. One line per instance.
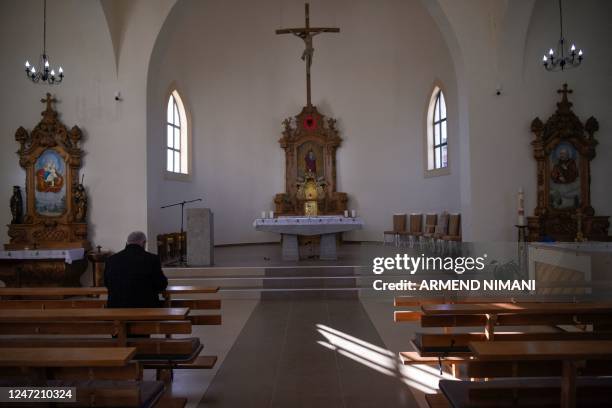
186, 208, 214, 266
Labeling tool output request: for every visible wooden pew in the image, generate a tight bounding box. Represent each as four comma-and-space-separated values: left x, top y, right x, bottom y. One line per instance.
0, 286, 222, 384
461, 340, 612, 408
0, 285, 219, 299
439, 377, 612, 408
0, 308, 200, 358
0, 285, 223, 326
424, 393, 451, 408
0, 347, 169, 408
0, 285, 222, 324
0, 306, 217, 385
395, 299, 612, 383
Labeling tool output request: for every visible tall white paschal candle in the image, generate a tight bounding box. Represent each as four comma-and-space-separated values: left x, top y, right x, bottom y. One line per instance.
517, 188, 525, 226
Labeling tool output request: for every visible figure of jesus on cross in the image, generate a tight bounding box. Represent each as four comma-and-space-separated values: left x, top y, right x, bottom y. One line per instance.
276, 3, 339, 107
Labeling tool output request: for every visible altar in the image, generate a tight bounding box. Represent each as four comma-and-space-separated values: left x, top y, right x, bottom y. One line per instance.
254, 216, 363, 261
2, 94, 91, 287
0, 249, 86, 287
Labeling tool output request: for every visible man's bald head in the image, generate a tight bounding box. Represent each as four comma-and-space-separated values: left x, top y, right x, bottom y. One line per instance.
127, 231, 147, 248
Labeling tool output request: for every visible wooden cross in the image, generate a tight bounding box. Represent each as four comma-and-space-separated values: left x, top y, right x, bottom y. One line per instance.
276, 3, 339, 106
557, 83, 573, 101
41, 93, 57, 111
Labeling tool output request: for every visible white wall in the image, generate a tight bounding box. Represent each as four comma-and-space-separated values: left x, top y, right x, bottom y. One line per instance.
1, 0, 608, 252
147, 0, 460, 245
0, 0, 178, 252
0, 0, 125, 249
429, 0, 612, 248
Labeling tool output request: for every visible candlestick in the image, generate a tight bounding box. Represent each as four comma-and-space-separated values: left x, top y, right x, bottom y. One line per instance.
269, 211, 274, 219
261, 211, 266, 219
344, 210, 349, 218
351, 210, 356, 218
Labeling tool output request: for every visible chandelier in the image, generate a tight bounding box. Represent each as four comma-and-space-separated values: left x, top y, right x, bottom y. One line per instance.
542, 0, 583, 71
24, 0, 64, 84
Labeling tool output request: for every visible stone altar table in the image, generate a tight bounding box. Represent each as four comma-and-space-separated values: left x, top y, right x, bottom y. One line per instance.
253, 216, 363, 261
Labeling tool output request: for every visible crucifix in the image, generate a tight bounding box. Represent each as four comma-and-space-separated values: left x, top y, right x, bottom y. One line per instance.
41, 92, 57, 112
276, 3, 339, 107
558, 83, 573, 101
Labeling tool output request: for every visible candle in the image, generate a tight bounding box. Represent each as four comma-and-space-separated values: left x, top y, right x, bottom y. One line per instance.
351, 210, 356, 218
344, 210, 349, 218
269, 211, 274, 219
517, 188, 525, 226
261, 211, 266, 219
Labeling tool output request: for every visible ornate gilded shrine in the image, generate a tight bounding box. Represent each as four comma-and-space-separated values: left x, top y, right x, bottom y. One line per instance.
1, 94, 90, 286
274, 105, 348, 216
527, 84, 609, 241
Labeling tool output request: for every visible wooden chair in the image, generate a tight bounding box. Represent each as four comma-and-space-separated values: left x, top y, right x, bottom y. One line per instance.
156, 232, 187, 265
422, 213, 438, 250
433, 212, 449, 253
442, 213, 461, 254
383, 214, 407, 246
410, 213, 424, 248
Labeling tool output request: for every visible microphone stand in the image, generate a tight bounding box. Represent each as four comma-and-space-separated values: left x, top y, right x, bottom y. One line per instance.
160, 198, 203, 266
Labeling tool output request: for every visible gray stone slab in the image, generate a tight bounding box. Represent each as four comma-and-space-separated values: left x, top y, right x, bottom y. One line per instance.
320, 233, 338, 260
186, 208, 214, 266
281, 234, 299, 261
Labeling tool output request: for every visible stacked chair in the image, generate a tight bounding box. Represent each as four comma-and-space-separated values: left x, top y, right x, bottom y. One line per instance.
383, 214, 407, 246
442, 213, 461, 254
384, 211, 461, 254
422, 213, 438, 250
405, 213, 423, 249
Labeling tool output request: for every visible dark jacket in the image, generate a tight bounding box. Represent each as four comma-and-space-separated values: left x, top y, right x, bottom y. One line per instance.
104, 244, 168, 308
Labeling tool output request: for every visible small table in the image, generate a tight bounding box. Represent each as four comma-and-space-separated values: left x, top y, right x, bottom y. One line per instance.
253, 216, 363, 261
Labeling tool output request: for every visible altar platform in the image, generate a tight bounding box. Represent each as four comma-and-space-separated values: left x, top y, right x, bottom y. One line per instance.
170, 241, 383, 269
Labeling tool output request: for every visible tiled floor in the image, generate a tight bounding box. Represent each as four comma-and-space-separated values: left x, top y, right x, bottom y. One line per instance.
146, 299, 259, 408
198, 299, 417, 408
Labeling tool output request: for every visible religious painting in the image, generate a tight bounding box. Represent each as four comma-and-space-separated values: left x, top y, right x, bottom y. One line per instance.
297, 142, 324, 179
34, 149, 66, 216
549, 142, 580, 210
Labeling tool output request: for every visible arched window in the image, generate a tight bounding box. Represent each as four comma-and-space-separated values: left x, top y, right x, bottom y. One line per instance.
426, 86, 449, 174
166, 90, 189, 175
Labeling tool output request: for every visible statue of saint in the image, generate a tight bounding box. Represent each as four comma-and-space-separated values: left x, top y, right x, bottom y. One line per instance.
10, 186, 23, 224
305, 149, 317, 174
73, 181, 88, 223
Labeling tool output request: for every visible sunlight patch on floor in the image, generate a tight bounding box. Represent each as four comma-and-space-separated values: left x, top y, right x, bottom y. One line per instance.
316, 323, 454, 394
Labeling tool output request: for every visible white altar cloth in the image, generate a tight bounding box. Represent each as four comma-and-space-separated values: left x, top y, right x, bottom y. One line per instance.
0, 248, 85, 264
253, 216, 364, 235
254, 216, 363, 260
